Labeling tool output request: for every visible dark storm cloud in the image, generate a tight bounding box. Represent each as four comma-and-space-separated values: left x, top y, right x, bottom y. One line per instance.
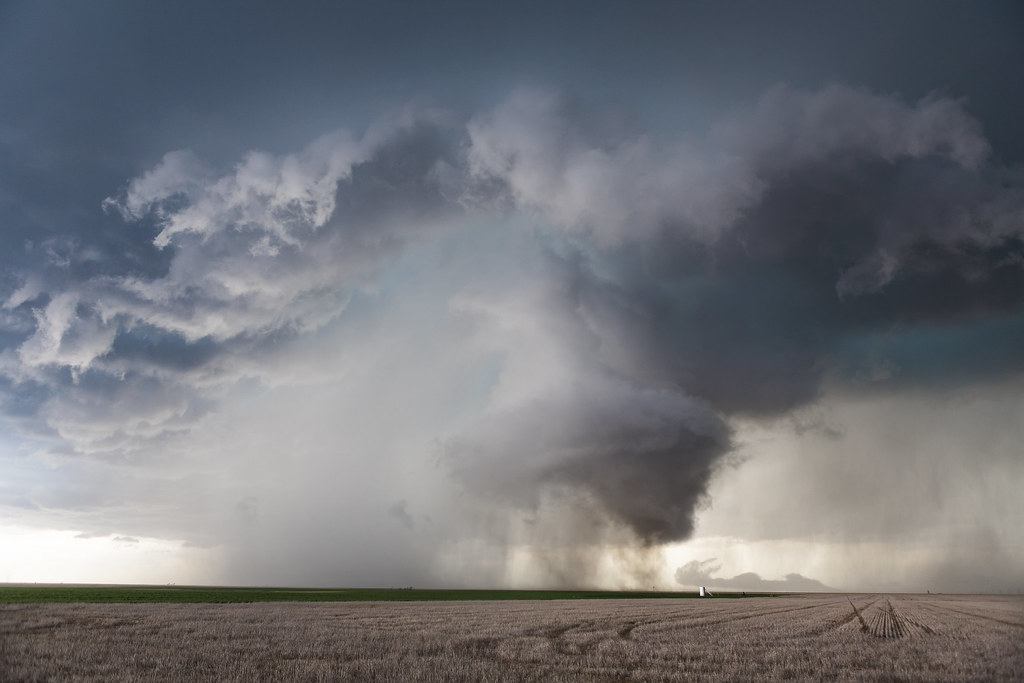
2, 81, 1023, 561
1, 0, 1022, 588
464, 85, 1024, 436
604, 181, 1024, 415
433, 84, 1024, 550
447, 367, 730, 544
4, 0, 1020, 285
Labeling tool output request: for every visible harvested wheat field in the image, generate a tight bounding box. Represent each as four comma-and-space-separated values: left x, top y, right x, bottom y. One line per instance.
2, 594, 1022, 681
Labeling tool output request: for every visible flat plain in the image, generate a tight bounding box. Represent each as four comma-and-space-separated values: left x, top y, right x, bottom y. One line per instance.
0, 586, 717, 604
1, 593, 1021, 681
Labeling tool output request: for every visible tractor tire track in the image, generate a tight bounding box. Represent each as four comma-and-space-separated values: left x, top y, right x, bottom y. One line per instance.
923, 603, 1024, 629
848, 597, 872, 632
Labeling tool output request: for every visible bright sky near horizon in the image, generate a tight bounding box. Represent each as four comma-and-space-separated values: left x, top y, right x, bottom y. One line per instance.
1, 1, 1022, 593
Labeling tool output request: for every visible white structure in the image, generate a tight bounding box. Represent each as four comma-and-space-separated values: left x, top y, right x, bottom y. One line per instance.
699, 586, 713, 597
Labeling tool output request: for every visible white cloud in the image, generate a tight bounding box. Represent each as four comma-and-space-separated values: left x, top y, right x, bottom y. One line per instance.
467, 85, 1006, 257
467, 88, 761, 244
16, 292, 118, 372
109, 132, 363, 249
106, 149, 209, 223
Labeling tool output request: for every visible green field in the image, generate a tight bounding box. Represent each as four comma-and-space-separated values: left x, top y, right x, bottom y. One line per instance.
0, 585, 770, 604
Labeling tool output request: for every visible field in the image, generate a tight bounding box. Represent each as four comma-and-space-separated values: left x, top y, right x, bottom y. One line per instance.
2, 593, 1021, 681
0, 585, 730, 604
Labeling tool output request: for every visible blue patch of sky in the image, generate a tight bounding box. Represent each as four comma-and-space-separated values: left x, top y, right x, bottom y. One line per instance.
836, 312, 1024, 389
106, 325, 219, 371
0, 377, 51, 419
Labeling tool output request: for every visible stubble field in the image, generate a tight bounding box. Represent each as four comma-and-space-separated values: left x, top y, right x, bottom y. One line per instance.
2, 593, 1021, 681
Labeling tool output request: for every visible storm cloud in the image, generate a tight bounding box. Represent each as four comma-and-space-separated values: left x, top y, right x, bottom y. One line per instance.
1, 2, 1021, 590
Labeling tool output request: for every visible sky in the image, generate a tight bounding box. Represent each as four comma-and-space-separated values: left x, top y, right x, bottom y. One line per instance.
1, 0, 1022, 593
